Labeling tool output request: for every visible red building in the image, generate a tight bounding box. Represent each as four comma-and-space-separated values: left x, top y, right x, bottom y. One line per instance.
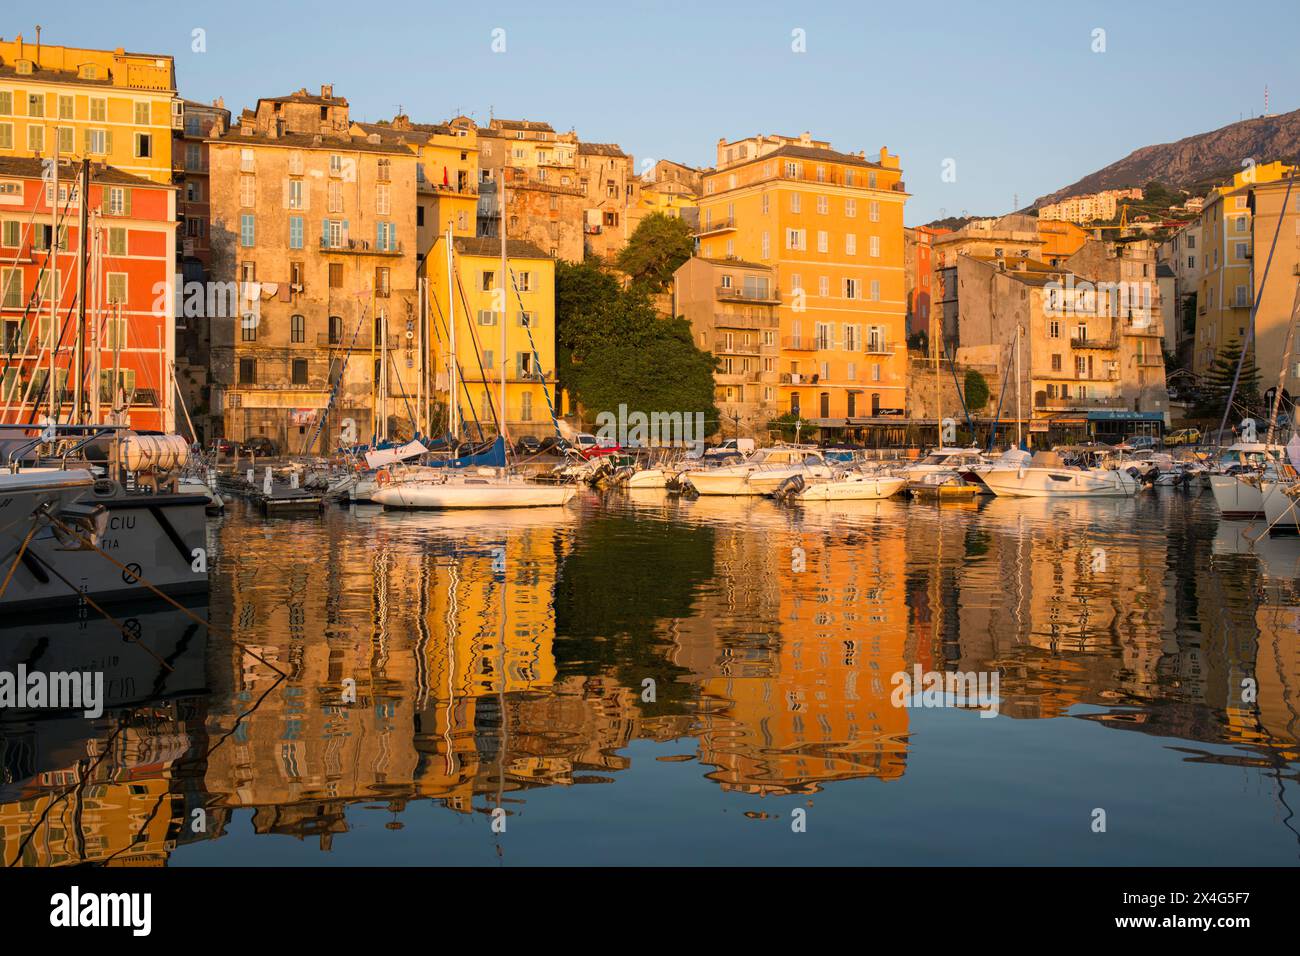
906, 224, 950, 345
0, 157, 177, 431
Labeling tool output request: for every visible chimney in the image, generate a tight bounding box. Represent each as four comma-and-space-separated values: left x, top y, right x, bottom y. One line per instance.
321, 84, 333, 99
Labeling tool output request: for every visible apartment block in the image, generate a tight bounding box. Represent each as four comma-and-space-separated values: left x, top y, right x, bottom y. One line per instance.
1038, 188, 1144, 225
1191, 162, 1289, 376
1247, 175, 1300, 407
0, 33, 180, 184
698, 132, 909, 427
631, 159, 701, 231
207, 86, 419, 453
1156, 218, 1202, 364
0, 156, 177, 431
577, 141, 636, 259
954, 238, 1169, 444
673, 256, 781, 432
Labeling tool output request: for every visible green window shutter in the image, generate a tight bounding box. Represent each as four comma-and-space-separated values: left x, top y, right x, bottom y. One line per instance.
123, 188, 132, 216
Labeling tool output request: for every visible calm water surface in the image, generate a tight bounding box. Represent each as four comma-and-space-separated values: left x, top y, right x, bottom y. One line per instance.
4, 487, 1300, 866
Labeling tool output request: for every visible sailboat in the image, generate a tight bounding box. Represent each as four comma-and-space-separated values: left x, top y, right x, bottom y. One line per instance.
371, 181, 573, 510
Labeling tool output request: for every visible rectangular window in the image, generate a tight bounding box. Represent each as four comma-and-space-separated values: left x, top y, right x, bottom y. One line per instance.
58, 126, 73, 154
106, 273, 127, 305
241, 315, 257, 341
869, 201, 880, 222
844, 278, 859, 300
846, 234, 857, 255
27, 125, 44, 152
289, 215, 303, 249
292, 358, 308, 384
287, 179, 303, 210
134, 102, 150, 125
785, 228, 805, 250
328, 181, 343, 213
0, 92, 11, 115
134, 132, 152, 159
107, 187, 129, 216
375, 267, 390, 297
329, 263, 343, 288
0, 123, 11, 150
291, 314, 305, 343
870, 280, 880, 301
869, 236, 881, 257
240, 213, 255, 247
85, 128, 107, 155
481, 271, 495, 292
790, 193, 801, 213
240, 176, 256, 207
376, 183, 390, 215
240, 148, 255, 172
817, 231, 828, 253
90, 98, 107, 122
108, 227, 127, 256
239, 358, 256, 384
1, 268, 22, 308
27, 94, 44, 118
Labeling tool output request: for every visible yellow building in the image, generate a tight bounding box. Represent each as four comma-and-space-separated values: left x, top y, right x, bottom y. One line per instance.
698, 133, 909, 424
427, 236, 558, 438
1192, 160, 1295, 376
0, 34, 179, 184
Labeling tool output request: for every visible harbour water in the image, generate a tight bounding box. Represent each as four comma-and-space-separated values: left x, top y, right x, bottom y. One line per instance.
3, 487, 1298, 866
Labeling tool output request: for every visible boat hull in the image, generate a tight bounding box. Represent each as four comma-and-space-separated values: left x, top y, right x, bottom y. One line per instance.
981, 467, 1138, 498
372, 482, 575, 509
797, 475, 906, 501
1208, 474, 1266, 519
1, 490, 210, 612
1261, 480, 1300, 535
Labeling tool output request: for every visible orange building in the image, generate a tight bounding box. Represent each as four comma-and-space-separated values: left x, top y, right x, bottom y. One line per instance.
698, 133, 909, 427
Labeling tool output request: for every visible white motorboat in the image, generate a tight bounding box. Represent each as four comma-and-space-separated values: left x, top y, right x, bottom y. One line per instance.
795, 472, 906, 501
626, 467, 674, 489
981, 448, 1140, 498
681, 446, 834, 496
1260, 477, 1300, 535
371, 472, 575, 509
901, 447, 991, 482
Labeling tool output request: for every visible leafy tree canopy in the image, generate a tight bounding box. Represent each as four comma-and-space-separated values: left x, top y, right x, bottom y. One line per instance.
615, 213, 695, 293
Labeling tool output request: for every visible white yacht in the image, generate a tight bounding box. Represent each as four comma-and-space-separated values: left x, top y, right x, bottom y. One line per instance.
371, 470, 575, 509
981, 447, 1140, 498
681, 446, 834, 496
1260, 476, 1300, 535
901, 446, 991, 483
1207, 443, 1286, 518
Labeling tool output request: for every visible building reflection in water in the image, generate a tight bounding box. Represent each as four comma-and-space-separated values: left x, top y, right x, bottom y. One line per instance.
1, 489, 1297, 863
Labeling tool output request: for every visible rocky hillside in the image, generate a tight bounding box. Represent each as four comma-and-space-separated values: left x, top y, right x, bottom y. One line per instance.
1031, 109, 1300, 208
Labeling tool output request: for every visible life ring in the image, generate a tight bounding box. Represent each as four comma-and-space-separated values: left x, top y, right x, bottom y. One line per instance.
376, 470, 391, 487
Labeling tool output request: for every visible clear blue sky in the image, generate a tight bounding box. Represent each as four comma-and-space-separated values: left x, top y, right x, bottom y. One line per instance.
17, 0, 1299, 223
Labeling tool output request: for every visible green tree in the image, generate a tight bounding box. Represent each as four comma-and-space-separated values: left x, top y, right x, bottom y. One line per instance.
1195, 340, 1261, 420
963, 369, 990, 410
555, 260, 719, 435
616, 213, 695, 293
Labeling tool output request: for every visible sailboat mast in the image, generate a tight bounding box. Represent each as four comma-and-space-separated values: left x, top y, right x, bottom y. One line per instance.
74, 158, 89, 424
1014, 323, 1022, 449
934, 312, 942, 449
447, 222, 457, 442
497, 174, 507, 446
48, 148, 58, 420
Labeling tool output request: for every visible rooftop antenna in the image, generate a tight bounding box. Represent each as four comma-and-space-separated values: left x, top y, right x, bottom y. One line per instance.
34, 24, 40, 66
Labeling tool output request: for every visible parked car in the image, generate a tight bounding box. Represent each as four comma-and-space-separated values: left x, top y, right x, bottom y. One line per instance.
573, 433, 622, 458
241, 436, 279, 457
515, 435, 542, 456
1126, 436, 1161, 451
1165, 428, 1202, 446
212, 437, 240, 455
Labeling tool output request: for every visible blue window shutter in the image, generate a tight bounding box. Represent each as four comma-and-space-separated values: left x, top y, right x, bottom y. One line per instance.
322, 219, 328, 245
376, 221, 382, 249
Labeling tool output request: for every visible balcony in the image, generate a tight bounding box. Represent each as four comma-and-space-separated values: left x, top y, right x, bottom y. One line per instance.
716, 285, 780, 305
1035, 395, 1127, 411
713, 337, 761, 355
694, 218, 736, 238
1070, 335, 1118, 350
1137, 354, 1164, 367
1122, 318, 1162, 336
320, 237, 404, 256
863, 339, 893, 355
714, 312, 779, 330
780, 372, 820, 385
781, 336, 818, 351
